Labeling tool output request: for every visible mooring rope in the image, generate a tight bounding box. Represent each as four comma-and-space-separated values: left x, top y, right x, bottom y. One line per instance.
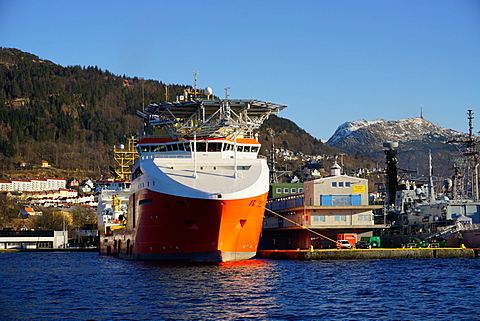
262, 206, 348, 248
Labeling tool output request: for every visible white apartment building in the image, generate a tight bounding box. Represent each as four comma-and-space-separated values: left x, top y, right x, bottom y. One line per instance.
11, 179, 32, 192
30, 178, 49, 191
0, 178, 66, 192
46, 178, 66, 190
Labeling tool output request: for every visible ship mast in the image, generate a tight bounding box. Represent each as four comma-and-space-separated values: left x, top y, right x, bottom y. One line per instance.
112, 136, 138, 180
446, 110, 480, 200
428, 149, 435, 203
267, 128, 279, 183
266, 128, 290, 183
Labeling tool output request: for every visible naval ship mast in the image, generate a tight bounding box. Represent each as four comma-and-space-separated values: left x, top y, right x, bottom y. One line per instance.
446, 110, 480, 201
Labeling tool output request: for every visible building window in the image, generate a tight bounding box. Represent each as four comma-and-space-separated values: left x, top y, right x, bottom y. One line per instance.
299, 188, 304, 193
276, 188, 282, 194
291, 188, 297, 193
339, 182, 344, 187
334, 215, 346, 221
358, 215, 371, 221
284, 188, 289, 193
332, 182, 337, 187
312, 215, 325, 222
345, 182, 351, 187
332, 196, 351, 206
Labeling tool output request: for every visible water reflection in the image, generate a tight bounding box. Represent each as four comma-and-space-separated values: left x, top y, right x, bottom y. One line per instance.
136, 259, 281, 320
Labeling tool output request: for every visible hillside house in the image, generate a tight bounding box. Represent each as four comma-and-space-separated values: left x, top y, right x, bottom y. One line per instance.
41, 160, 51, 167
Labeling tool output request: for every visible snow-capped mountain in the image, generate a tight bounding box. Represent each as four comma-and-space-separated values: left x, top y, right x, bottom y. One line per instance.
327, 117, 463, 148
327, 117, 467, 177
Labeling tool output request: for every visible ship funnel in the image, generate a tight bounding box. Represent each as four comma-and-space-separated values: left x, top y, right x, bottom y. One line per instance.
384, 141, 399, 205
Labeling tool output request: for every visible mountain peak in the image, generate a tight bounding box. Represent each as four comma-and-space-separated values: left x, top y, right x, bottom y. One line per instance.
327, 117, 462, 148
326, 116, 467, 176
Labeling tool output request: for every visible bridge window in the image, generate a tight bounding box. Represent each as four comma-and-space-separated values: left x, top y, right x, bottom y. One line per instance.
196, 142, 207, 152
208, 142, 222, 152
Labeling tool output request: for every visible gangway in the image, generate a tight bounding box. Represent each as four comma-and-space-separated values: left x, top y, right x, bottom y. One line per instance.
427, 223, 464, 240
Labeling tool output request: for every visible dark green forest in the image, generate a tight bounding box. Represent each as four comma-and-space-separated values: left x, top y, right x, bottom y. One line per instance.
0, 48, 190, 177
0, 47, 369, 180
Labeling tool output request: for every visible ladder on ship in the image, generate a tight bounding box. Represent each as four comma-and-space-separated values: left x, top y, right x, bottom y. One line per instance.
427, 223, 464, 240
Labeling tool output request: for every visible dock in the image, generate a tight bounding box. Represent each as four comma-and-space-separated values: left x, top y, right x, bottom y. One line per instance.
0, 248, 97, 253
257, 248, 480, 260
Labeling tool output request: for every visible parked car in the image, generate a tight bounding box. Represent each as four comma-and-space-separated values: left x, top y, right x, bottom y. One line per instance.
355, 241, 372, 249
337, 240, 353, 249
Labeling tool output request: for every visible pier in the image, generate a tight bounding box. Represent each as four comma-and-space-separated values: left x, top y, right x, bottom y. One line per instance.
257, 248, 479, 260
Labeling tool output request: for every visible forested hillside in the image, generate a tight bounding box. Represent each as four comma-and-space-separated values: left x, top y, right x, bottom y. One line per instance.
0, 48, 187, 178
259, 115, 337, 155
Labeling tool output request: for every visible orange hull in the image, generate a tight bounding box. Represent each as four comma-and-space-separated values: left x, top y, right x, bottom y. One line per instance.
106, 190, 268, 262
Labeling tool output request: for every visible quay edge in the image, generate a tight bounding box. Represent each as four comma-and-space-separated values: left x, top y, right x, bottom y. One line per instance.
256, 248, 479, 260
0, 248, 97, 253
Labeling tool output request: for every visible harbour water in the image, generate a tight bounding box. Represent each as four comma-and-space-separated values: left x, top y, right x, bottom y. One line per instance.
1, 252, 479, 320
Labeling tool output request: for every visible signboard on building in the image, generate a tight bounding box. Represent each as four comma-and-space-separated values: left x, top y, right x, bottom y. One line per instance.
353, 185, 365, 193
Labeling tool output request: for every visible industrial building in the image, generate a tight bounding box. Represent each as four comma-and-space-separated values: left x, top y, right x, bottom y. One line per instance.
260, 162, 386, 250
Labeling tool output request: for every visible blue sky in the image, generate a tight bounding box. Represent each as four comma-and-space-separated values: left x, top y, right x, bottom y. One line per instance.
1, 0, 479, 140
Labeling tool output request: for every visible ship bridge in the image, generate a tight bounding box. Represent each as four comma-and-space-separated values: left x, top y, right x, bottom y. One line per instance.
136, 99, 287, 140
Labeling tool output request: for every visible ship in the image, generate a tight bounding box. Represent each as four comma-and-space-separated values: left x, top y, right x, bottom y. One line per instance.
381, 111, 480, 248
98, 85, 286, 262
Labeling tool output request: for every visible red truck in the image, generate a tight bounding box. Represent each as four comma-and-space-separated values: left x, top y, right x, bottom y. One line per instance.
336, 233, 357, 249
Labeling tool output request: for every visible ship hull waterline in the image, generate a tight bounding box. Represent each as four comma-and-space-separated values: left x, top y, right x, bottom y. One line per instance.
100, 190, 268, 263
